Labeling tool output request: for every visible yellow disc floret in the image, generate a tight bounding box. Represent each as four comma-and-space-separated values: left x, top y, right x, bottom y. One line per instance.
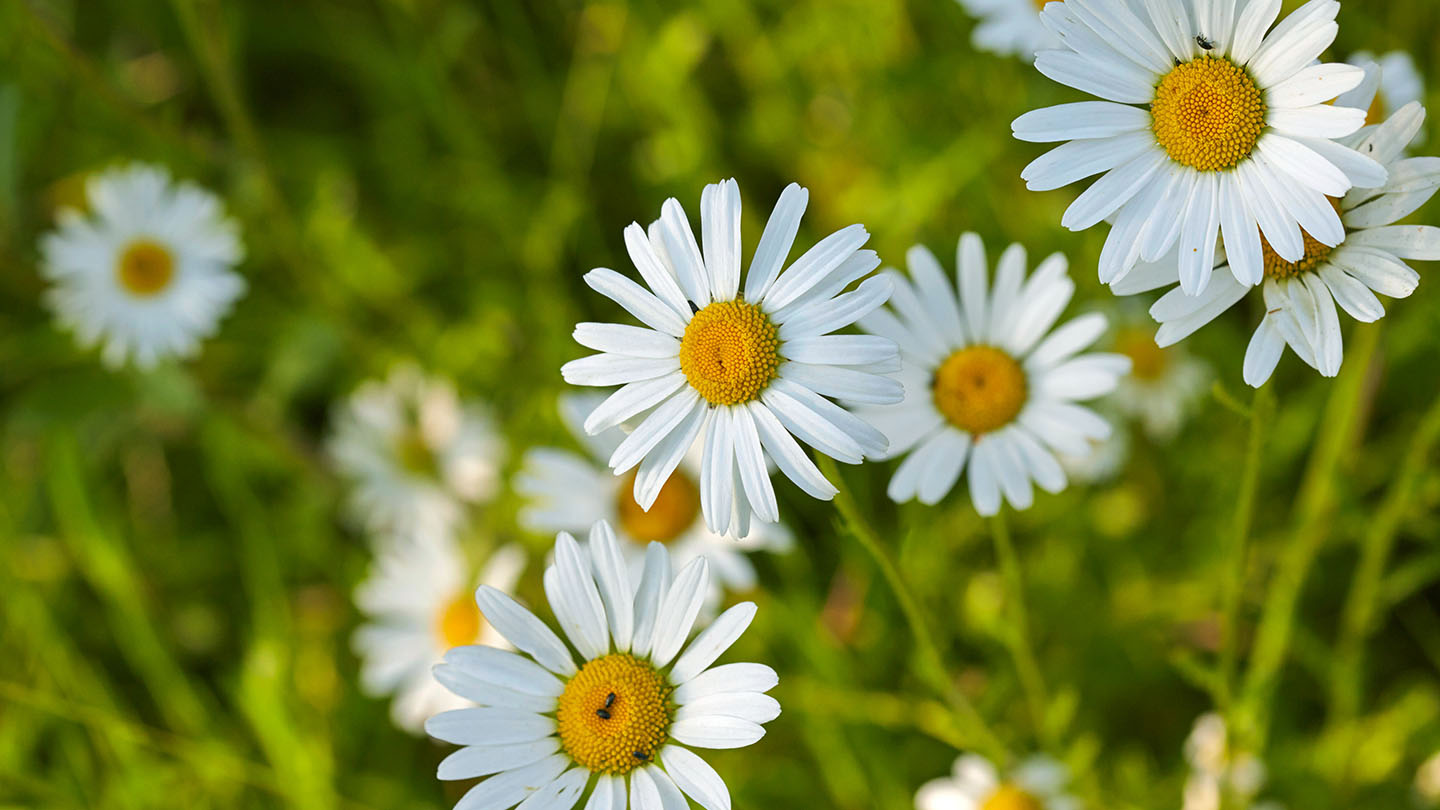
617, 469, 700, 544
556, 654, 672, 775
1114, 329, 1169, 382
117, 239, 176, 296
933, 346, 1028, 435
981, 785, 1044, 810
1261, 198, 1343, 280
679, 299, 780, 406
436, 593, 482, 648
1151, 56, 1267, 172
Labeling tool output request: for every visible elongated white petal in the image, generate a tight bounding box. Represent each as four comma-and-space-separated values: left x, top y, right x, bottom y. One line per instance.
475, 586, 577, 676
660, 746, 731, 810
670, 602, 757, 684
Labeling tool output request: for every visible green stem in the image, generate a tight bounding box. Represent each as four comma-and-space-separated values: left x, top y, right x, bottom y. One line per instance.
817, 455, 1009, 763
989, 510, 1050, 742
1219, 385, 1274, 709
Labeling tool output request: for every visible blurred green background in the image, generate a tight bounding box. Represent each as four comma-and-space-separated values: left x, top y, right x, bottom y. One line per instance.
2, 0, 1439, 808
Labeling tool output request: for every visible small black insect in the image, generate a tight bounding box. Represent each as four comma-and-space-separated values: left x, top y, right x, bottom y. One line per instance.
1196, 34, 1215, 50
595, 708, 612, 720
633, 751, 650, 761
605, 693, 616, 709
688, 300, 701, 314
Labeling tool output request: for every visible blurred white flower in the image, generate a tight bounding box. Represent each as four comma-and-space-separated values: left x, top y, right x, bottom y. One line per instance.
1058, 419, 1131, 486
916, 752, 1078, 810
40, 163, 246, 368
1417, 750, 1440, 806
1110, 328, 1208, 441
1182, 712, 1273, 810
1342, 52, 1426, 147
955, 0, 1057, 62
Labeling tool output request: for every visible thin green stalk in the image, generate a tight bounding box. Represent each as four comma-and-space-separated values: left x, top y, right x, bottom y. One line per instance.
989, 510, 1050, 741
1219, 385, 1274, 709
817, 455, 1009, 764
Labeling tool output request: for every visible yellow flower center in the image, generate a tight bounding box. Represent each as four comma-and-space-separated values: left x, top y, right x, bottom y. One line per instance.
933, 346, 1028, 435
617, 469, 699, 544
679, 299, 780, 406
116, 239, 176, 296
395, 428, 438, 477
1261, 198, 1342, 280
1115, 329, 1169, 382
981, 785, 1044, 810
1365, 93, 1385, 127
556, 654, 672, 775
436, 592, 483, 648
1151, 56, 1267, 172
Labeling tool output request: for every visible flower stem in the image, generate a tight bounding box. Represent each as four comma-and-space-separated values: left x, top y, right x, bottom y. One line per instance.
1219, 385, 1274, 709
817, 455, 1009, 763
989, 510, 1050, 742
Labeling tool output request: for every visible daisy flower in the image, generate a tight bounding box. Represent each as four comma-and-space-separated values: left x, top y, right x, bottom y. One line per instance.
39, 162, 245, 368
1058, 419, 1131, 485
561, 178, 901, 536
1182, 713, 1269, 810
426, 520, 778, 810
329, 365, 504, 538
353, 536, 525, 733
1110, 326, 1209, 439
1114, 103, 1439, 386
516, 394, 791, 611
1012, 0, 1384, 294
916, 753, 1078, 810
857, 234, 1129, 515
956, 0, 1058, 62
1342, 51, 1426, 144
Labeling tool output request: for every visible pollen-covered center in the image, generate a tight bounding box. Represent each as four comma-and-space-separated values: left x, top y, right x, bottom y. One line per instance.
1115, 329, 1169, 382
679, 299, 780, 406
436, 592, 483, 648
1151, 56, 1267, 171
1261, 198, 1342, 280
116, 239, 176, 296
981, 785, 1044, 810
933, 346, 1028, 435
556, 653, 672, 775
617, 469, 699, 544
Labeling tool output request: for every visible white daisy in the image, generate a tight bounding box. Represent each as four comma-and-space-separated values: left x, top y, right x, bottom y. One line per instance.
857, 234, 1129, 515
39, 162, 246, 368
1058, 419, 1131, 485
328, 365, 504, 538
1113, 103, 1439, 386
516, 394, 792, 611
1012, 0, 1385, 294
427, 520, 778, 810
956, 0, 1058, 62
1110, 326, 1209, 439
1342, 51, 1426, 146
916, 753, 1078, 810
1182, 713, 1269, 810
561, 178, 901, 536
353, 536, 525, 733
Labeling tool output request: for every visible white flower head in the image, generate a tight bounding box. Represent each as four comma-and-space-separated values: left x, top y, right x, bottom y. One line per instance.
427, 520, 779, 810
957, 0, 1059, 62
353, 536, 525, 733
1341, 51, 1426, 147
40, 162, 246, 368
562, 178, 902, 535
916, 753, 1078, 810
328, 365, 505, 538
1110, 326, 1209, 440
1114, 103, 1438, 387
858, 234, 1128, 515
1182, 713, 1270, 810
1058, 418, 1132, 486
516, 393, 792, 612
1012, 0, 1387, 295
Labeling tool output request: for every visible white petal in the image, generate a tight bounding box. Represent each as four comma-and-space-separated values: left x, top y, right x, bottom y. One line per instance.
584, 268, 687, 337
1266, 63, 1364, 109
700, 179, 742, 302
660, 746, 731, 810
453, 755, 570, 810
700, 408, 735, 537
588, 521, 634, 652
1012, 101, 1151, 143
514, 769, 589, 810
425, 707, 556, 746
440, 645, 566, 697
1243, 313, 1286, 387
676, 692, 781, 725
582, 374, 687, 435
674, 663, 779, 703
648, 558, 710, 668
625, 222, 694, 320
548, 532, 610, 660
748, 402, 837, 500
1021, 132, 1155, 191
631, 543, 672, 658
608, 389, 703, 475
437, 739, 561, 781
659, 198, 711, 307
670, 602, 757, 685
762, 224, 870, 312
669, 715, 766, 749
729, 406, 778, 524
745, 183, 808, 302
475, 586, 577, 676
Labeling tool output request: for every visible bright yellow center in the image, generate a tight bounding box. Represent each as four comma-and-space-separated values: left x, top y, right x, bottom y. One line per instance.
1151, 56, 1267, 171
556, 654, 672, 775
437, 593, 482, 648
981, 785, 1044, 810
1032, 0, 1052, 9
1261, 198, 1342, 280
116, 239, 175, 296
1115, 330, 1169, 382
679, 299, 780, 406
617, 470, 699, 544
1365, 93, 1385, 127
933, 346, 1028, 435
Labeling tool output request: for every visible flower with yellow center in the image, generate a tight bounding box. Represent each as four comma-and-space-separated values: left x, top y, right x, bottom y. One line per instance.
1108, 327, 1209, 441
428, 521, 780, 810
39, 162, 247, 368
916, 753, 1077, 810
858, 234, 1128, 515
1014, 0, 1379, 294
353, 537, 524, 734
1341, 52, 1426, 147
1114, 102, 1439, 388
954, 0, 1060, 62
563, 178, 901, 536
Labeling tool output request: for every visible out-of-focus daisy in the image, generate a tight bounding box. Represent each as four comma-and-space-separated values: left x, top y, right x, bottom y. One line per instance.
39, 163, 246, 368
561, 178, 900, 535
916, 753, 1078, 810
1182, 713, 1269, 810
956, 0, 1057, 62
1058, 419, 1131, 486
516, 394, 791, 610
1012, 0, 1382, 293
1416, 750, 1440, 806
1114, 104, 1438, 387
857, 235, 1128, 515
427, 520, 778, 810
1110, 327, 1209, 440
329, 365, 504, 538
1342, 52, 1425, 144
353, 537, 525, 733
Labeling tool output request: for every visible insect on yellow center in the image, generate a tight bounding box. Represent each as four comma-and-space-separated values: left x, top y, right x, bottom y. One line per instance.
981, 785, 1044, 810
1115, 329, 1169, 382
1260, 198, 1343, 280
933, 346, 1028, 435
556, 654, 672, 775
679, 299, 780, 406
616, 469, 700, 544
116, 239, 176, 296
1151, 56, 1267, 172
436, 593, 483, 648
